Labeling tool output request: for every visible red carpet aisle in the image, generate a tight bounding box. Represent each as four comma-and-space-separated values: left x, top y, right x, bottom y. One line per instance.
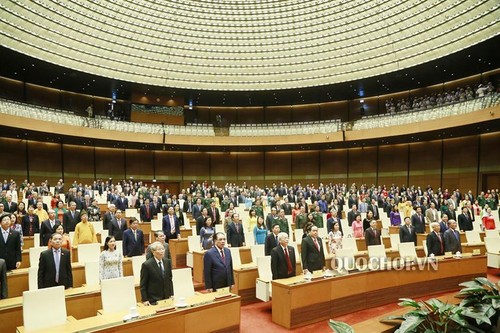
239, 268, 500, 332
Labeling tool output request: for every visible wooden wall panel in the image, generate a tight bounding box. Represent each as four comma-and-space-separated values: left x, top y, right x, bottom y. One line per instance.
27, 141, 62, 183
125, 150, 155, 180
319, 101, 348, 122
237, 153, 264, 186
0, 77, 24, 101
409, 141, 442, 190
378, 144, 408, 187
319, 149, 348, 184
265, 106, 292, 124
291, 105, 319, 122
479, 132, 500, 193
0, 138, 27, 181
63, 144, 94, 183
237, 107, 264, 124
210, 153, 238, 184
264, 152, 292, 186
182, 152, 210, 186
154, 151, 183, 182
291, 151, 319, 186
95, 147, 125, 181
443, 137, 479, 193
347, 148, 377, 186
25, 84, 60, 108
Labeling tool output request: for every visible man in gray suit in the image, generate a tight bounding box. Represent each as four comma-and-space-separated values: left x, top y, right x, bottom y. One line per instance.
443, 220, 462, 254
140, 241, 173, 306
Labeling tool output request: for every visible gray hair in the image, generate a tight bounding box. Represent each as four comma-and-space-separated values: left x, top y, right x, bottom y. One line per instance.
277, 232, 289, 242
149, 241, 165, 252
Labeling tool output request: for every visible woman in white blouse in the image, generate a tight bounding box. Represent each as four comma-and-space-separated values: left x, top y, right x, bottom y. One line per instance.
99, 236, 123, 281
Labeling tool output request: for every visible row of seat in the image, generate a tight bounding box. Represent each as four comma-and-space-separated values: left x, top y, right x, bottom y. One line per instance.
1, 0, 496, 89
1, 95, 497, 136
353, 95, 499, 130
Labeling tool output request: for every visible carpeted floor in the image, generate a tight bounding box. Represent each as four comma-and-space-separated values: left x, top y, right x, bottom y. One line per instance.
239, 268, 500, 332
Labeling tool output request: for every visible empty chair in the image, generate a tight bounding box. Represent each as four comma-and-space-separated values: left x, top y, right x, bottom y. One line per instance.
465, 231, 482, 245
389, 234, 400, 251
151, 219, 162, 232
367, 244, 387, 268
101, 276, 137, 313
250, 244, 265, 263
289, 242, 300, 262
294, 229, 303, 242
90, 221, 103, 234
485, 230, 500, 238
317, 227, 328, 239
34, 233, 41, 248
131, 255, 147, 284
22, 286, 67, 331
172, 267, 195, 298
341, 220, 353, 237
472, 221, 482, 232
484, 237, 500, 268
423, 240, 428, 257
398, 242, 418, 261
215, 224, 225, 234
187, 235, 201, 253
229, 247, 242, 269
28, 266, 38, 291
100, 229, 109, 246
77, 243, 101, 264
244, 231, 255, 247
256, 256, 272, 302
335, 248, 356, 270
115, 240, 123, 255
342, 237, 359, 252
29, 246, 48, 268
84, 261, 100, 286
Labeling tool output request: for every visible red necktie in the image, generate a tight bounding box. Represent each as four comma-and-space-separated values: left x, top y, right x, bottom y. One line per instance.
146, 206, 150, 219
220, 250, 225, 263
284, 247, 293, 274
213, 208, 216, 221
313, 237, 320, 251
29, 216, 33, 235
436, 232, 443, 253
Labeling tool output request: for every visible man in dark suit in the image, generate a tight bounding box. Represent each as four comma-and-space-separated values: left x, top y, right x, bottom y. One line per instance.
162, 206, 181, 243
301, 225, 325, 273
102, 204, 117, 230
146, 231, 171, 261
122, 218, 145, 257
281, 197, 293, 215
208, 201, 221, 225
4, 195, 17, 213
399, 217, 416, 244
0, 213, 21, 270
40, 210, 61, 246
411, 207, 426, 233
22, 206, 40, 237
347, 205, 358, 226
63, 201, 80, 233
227, 213, 245, 247
37, 233, 73, 289
457, 207, 473, 232
196, 208, 209, 235
271, 232, 296, 280
204, 232, 234, 292
367, 199, 380, 220
0, 258, 7, 299
182, 195, 194, 214
140, 241, 173, 306
443, 220, 462, 254
426, 222, 445, 256
265, 223, 280, 256
192, 198, 204, 220
265, 207, 278, 231
113, 193, 128, 212
364, 220, 381, 247
151, 196, 162, 217
326, 209, 343, 235
140, 198, 153, 222
108, 209, 127, 241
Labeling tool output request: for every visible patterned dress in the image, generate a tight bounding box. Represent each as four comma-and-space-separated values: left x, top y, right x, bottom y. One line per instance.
99, 250, 123, 281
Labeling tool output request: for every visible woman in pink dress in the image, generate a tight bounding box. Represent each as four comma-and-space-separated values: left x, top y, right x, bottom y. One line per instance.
351, 214, 364, 238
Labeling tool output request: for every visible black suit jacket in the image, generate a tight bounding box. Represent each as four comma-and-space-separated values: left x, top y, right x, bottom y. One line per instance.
102, 211, 116, 230
182, 200, 194, 213
162, 215, 181, 240
4, 201, 17, 213
0, 229, 22, 270
113, 197, 129, 211
203, 246, 234, 291
108, 218, 127, 240
265, 233, 279, 256
347, 211, 357, 226
326, 217, 343, 235
37, 248, 73, 289
208, 207, 221, 224
426, 232, 444, 256
21, 214, 40, 236
227, 222, 245, 247
367, 204, 380, 219
271, 245, 296, 279
63, 210, 80, 233
364, 228, 381, 247
301, 236, 325, 272
443, 229, 462, 253
40, 220, 61, 246
140, 257, 173, 303
192, 204, 204, 220
458, 213, 473, 232
122, 229, 145, 257
399, 224, 416, 245
140, 204, 153, 222
0, 258, 7, 299
411, 214, 426, 233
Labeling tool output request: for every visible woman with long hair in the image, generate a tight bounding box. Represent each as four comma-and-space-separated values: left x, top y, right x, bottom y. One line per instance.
99, 236, 123, 281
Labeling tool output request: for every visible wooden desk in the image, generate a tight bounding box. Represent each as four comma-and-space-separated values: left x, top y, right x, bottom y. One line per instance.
7, 259, 133, 298
271, 255, 487, 329
1, 284, 142, 333
169, 239, 188, 268
462, 243, 486, 255
15, 293, 240, 333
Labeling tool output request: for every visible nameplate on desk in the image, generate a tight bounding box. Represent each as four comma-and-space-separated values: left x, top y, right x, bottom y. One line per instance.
214, 294, 233, 301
